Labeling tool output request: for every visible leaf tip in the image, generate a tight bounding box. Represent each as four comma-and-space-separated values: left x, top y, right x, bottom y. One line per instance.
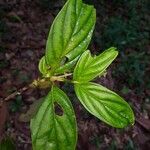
109, 47, 119, 56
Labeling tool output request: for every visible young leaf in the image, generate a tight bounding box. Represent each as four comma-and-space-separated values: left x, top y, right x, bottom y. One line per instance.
45, 0, 96, 70
55, 56, 80, 74
73, 47, 118, 82
74, 82, 135, 128
30, 86, 77, 150
39, 55, 79, 75
38, 56, 49, 76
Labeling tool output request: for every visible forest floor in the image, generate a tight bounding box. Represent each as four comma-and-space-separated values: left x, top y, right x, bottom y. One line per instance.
0, 0, 150, 149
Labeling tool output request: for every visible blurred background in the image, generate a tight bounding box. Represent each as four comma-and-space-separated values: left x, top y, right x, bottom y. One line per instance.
0, 0, 150, 149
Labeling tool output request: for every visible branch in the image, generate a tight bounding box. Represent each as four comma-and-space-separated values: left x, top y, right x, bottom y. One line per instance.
0, 86, 29, 108
0, 73, 74, 107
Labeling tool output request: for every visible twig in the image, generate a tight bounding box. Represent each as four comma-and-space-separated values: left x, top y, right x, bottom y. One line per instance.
0, 86, 29, 108
4, 86, 28, 101
0, 73, 74, 107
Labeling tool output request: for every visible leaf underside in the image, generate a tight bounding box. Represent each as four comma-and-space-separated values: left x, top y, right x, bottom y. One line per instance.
75, 82, 135, 128
30, 86, 77, 150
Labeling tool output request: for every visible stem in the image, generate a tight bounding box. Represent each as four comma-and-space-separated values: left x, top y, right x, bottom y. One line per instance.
50, 73, 72, 82
63, 79, 79, 84
0, 73, 75, 107
0, 86, 29, 107
4, 86, 28, 101
57, 73, 72, 78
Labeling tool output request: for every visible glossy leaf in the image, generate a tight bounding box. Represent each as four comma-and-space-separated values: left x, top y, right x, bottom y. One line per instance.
39, 55, 80, 75
38, 56, 49, 76
74, 82, 135, 128
30, 86, 77, 150
55, 56, 80, 74
45, 0, 96, 70
73, 47, 118, 82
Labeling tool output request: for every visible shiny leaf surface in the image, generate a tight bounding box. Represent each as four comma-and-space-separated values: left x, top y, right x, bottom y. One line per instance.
73, 47, 118, 82
55, 56, 80, 74
75, 82, 135, 128
30, 86, 77, 150
38, 56, 49, 76
45, 0, 96, 71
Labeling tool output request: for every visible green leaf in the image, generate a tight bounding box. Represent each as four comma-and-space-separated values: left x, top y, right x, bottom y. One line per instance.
55, 56, 80, 74
38, 56, 49, 76
73, 47, 118, 82
45, 0, 96, 71
74, 82, 135, 128
30, 86, 77, 150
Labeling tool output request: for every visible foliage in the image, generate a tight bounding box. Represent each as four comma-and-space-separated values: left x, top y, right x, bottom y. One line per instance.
31, 87, 77, 150
89, 0, 149, 96
30, 0, 135, 149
